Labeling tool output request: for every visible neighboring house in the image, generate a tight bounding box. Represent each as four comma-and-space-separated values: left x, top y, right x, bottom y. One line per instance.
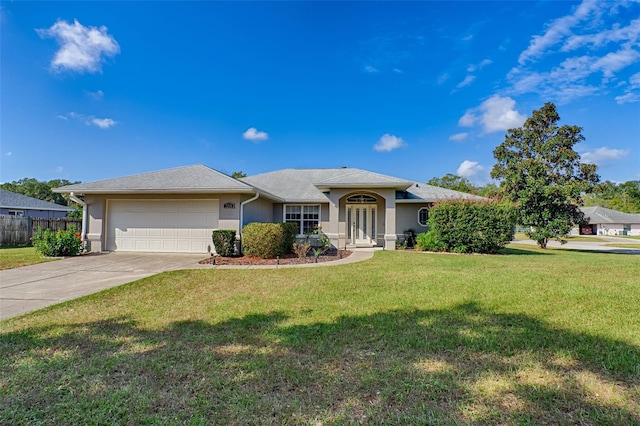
0, 189, 73, 218
54, 164, 481, 253
576, 206, 640, 236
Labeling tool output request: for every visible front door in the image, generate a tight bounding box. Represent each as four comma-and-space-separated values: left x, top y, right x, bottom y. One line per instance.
346, 205, 376, 246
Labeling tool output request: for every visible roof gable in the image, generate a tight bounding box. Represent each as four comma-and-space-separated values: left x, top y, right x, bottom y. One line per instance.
0, 189, 73, 211
55, 164, 255, 194
313, 169, 413, 189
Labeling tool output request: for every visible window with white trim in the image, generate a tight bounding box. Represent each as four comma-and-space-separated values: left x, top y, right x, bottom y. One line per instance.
285, 205, 320, 234
8, 210, 25, 217
418, 207, 429, 227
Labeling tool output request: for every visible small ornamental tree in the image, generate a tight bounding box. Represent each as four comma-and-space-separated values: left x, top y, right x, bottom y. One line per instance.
491, 103, 599, 248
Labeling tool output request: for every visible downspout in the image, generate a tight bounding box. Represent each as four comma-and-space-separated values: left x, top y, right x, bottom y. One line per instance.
69, 192, 87, 242
239, 192, 260, 238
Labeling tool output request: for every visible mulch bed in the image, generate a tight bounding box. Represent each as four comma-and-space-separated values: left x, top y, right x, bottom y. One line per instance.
199, 248, 352, 266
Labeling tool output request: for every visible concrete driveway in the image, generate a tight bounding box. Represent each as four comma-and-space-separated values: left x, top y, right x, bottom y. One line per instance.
0, 252, 208, 321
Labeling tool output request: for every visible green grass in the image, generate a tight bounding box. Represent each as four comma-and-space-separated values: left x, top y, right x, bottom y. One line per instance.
605, 243, 640, 249
2, 248, 639, 424
0, 246, 58, 270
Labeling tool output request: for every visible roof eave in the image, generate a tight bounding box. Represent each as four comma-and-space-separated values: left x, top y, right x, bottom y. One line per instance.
0, 205, 73, 211
53, 188, 258, 195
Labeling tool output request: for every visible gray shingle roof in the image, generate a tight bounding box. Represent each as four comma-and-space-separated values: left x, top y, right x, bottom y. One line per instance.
398, 183, 484, 202
55, 164, 256, 194
0, 189, 73, 212
242, 168, 482, 203
580, 206, 640, 224
314, 169, 413, 189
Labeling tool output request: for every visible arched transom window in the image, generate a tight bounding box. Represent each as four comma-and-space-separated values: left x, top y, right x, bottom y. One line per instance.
346, 194, 377, 204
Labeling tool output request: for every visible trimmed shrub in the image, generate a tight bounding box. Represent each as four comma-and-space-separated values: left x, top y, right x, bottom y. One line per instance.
242, 222, 298, 258
32, 226, 83, 257
415, 230, 446, 252
212, 229, 236, 257
421, 199, 516, 254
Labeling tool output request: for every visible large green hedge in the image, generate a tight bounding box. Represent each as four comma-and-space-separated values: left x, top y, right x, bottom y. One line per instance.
417, 199, 516, 254
242, 222, 298, 258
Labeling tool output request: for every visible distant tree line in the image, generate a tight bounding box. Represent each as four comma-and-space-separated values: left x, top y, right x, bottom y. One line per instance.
427, 174, 640, 214
1, 178, 82, 218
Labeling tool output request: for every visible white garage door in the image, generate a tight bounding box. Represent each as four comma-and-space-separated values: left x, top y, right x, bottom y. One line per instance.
107, 200, 219, 253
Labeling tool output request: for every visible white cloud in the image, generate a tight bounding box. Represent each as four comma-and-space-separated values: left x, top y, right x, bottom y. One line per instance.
582, 147, 629, 164
467, 59, 492, 72
456, 160, 484, 179
55, 166, 63, 173
58, 112, 117, 129
364, 65, 379, 73
374, 134, 405, 152
459, 95, 526, 133
510, 1, 640, 102
518, 0, 601, 65
36, 19, 120, 73
437, 73, 450, 84
616, 71, 640, 103
456, 75, 476, 89
458, 111, 477, 127
91, 118, 116, 129
6, 152, 12, 156
449, 132, 468, 142
85, 89, 104, 100
242, 127, 269, 142
393, 68, 403, 74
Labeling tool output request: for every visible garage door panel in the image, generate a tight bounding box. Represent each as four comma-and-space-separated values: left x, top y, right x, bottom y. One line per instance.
107, 200, 219, 253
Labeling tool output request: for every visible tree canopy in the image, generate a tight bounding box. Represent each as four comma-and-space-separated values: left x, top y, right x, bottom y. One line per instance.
490, 102, 599, 248
426, 174, 477, 194
584, 180, 640, 213
231, 171, 247, 178
0, 178, 80, 207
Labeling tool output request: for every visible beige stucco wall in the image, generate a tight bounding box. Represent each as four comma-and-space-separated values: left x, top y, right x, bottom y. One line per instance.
243, 197, 274, 226
325, 188, 397, 250
396, 203, 430, 237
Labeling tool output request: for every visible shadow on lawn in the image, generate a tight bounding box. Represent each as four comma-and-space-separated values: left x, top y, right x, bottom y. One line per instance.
2, 304, 639, 424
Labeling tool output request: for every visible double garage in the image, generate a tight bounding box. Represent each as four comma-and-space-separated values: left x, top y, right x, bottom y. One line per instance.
105, 200, 219, 253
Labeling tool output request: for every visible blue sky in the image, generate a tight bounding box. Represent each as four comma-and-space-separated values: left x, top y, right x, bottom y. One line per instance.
1, 1, 639, 186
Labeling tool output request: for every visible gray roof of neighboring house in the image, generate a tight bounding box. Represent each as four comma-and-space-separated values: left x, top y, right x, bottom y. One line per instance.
398, 183, 484, 202
242, 168, 483, 203
0, 189, 73, 212
580, 206, 640, 224
54, 164, 260, 195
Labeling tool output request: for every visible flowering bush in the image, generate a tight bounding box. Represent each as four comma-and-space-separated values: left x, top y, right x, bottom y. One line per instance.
32, 226, 83, 257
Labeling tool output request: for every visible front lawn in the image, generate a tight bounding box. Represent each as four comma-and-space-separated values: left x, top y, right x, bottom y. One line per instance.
1, 248, 639, 424
0, 246, 57, 270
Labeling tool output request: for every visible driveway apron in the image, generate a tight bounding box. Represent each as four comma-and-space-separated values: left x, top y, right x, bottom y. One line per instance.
0, 252, 208, 321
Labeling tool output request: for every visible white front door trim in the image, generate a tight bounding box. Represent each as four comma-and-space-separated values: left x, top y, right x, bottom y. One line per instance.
346, 204, 377, 246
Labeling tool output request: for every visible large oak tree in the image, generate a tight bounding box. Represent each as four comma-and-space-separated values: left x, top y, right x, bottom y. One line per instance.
491, 102, 599, 248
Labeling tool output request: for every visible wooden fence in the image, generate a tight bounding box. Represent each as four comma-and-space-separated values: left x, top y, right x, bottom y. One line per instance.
0, 215, 82, 247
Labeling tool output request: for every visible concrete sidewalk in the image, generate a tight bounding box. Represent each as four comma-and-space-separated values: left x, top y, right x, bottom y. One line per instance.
0, 249, 376, 321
